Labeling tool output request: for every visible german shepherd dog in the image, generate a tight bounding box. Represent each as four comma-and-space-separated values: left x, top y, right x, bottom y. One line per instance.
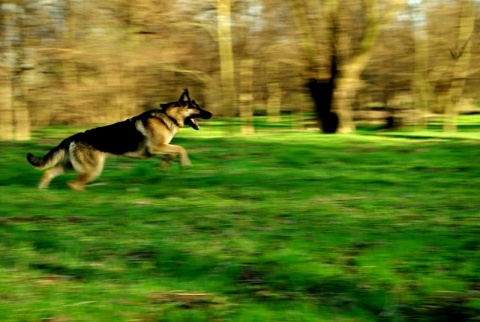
27, 89, 212, 190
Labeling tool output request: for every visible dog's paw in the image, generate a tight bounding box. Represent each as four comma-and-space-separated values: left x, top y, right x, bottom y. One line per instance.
181, 159, 192, 168
160, 161, 171, 169
67, 181, 85, 191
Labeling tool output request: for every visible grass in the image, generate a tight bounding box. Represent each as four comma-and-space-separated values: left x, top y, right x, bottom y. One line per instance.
1, 118, 480, 321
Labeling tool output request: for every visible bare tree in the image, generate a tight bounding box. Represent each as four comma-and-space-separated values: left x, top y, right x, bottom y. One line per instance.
217, 0, 236, 122
293, 0, 406, 133
0, 1, 33, 140
411, 0, 476, 132
443, 0, 475, 132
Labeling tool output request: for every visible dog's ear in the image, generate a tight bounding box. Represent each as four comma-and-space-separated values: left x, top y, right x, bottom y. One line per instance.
160, 103, 168, 110
178, 88, 191, 105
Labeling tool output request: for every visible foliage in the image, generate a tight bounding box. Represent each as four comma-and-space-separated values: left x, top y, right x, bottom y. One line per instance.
1, 121, 480, 321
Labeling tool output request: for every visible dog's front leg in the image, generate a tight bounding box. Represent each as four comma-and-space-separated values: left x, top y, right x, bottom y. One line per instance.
150, 144, 192, 168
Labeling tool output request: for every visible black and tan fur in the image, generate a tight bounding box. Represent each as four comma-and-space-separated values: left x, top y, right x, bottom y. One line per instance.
26, 89, 212, 190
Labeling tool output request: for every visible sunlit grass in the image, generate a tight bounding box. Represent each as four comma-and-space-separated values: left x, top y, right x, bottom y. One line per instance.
0, 119, 480, 321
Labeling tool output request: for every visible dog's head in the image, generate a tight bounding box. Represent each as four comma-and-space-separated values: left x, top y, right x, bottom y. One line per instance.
160, 88, 212, 130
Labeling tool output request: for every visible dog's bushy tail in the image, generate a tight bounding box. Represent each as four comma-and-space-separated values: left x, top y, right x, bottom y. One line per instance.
27, 142, 68, 170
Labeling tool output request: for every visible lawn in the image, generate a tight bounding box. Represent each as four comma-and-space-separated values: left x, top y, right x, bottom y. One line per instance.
0, 120, 479, 321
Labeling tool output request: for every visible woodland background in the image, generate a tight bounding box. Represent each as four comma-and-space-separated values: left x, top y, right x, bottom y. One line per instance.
2, 2, 480, 319
1, 0, 480, 139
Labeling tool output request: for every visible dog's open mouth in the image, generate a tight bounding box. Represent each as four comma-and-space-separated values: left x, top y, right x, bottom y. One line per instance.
186, 117, 200, 130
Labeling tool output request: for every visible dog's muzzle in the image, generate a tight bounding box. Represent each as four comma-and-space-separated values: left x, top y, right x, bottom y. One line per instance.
186, 110, 212, 130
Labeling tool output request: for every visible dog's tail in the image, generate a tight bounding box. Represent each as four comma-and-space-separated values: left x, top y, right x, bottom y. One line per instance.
27, 139, 70, 170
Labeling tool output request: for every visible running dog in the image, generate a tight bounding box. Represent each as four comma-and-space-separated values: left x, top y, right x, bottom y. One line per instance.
27, 89, 212, 190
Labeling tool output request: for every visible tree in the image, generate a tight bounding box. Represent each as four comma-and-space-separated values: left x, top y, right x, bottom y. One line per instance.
411, 0, 476, 132
216, 0, 236, 127
0, 1, 34, 140
443, 0, 475, 132
293, 0, 406, 133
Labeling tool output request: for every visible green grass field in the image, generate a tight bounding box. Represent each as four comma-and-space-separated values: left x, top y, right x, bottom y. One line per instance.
1, 118, 480, 321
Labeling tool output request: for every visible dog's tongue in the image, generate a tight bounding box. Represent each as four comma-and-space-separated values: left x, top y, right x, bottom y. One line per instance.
191, 118, 199, 130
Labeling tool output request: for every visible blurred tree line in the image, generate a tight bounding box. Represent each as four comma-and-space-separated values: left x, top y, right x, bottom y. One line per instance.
0, 0, 479, 140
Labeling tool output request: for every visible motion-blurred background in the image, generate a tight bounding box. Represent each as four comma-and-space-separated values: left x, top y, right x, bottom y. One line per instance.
1, 0, 479, 139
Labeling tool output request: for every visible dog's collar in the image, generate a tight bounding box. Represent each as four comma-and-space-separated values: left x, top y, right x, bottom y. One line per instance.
166, 114, 181, 127
156, 108, 181, 128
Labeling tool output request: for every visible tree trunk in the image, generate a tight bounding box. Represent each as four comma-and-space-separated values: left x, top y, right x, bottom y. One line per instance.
13, 98, 31, 141
14, 0, 32, 140
333, 77, 357, 133
12, 64, 32, 141
412, 2, 430, 131
239, 58, 254, 135
266, 61, 281, 123
333, 55, 369, 133
62, 0, 79, 90
0, 0, 31, 141
292, 0, 403, 133
217, 0, 236, 132
292, 0, 339, 133
0, 72, 14, 140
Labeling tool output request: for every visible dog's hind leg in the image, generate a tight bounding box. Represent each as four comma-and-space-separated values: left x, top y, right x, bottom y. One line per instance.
68, 144, 106, 191
38, 165, 64, 189
68, 159, 105, 191
68, 172, 100, 191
